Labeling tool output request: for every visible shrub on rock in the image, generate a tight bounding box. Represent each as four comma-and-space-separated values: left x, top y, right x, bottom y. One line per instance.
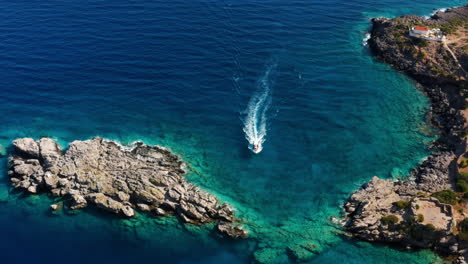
417, 214, 424, 223
459, 172, 468, 181
460, 159, 468, 168
458, 218, 468, 240
393, 200, 411, 209
431, 190, 457, 205
456, 179, 468, 192
381, 215, 399, 225
410, 223, 438, 241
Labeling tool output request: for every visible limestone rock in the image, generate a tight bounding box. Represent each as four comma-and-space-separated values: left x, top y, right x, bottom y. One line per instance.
8, 137, 244, 238
43, 172, 59, 189
136, 203, 151, 212
50, 203, 62, 211
217, 221, 248, 239
13, 138, 40, 158
153, 207, 167, 216
69, 192, 87, 210
38, 138, 62, 167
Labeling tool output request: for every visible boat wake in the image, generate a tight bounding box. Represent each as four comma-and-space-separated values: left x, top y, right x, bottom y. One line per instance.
242, 63, 276, 154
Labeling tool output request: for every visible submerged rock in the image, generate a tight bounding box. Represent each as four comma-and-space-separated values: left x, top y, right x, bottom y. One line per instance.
217, 221, 248, 239
286, 242, 320, 263
0, 144, 6, 157
8, 137, 246, 238
0, 187, 9, 203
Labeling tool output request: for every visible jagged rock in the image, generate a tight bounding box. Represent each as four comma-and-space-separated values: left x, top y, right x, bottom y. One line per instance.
153, 207, 167, 216
455, 255, 467, 264
216, 204, 235, 222
412, 151, 456, 192
121, 205, 135, 218
27, 185, 38, 194
136, 203, 151, 212
43, 172, 59, 189
217, 221, 248, 239
116, 191, 130, 202
86, 193, 131, 217
69, 192, 87, 210
39, 138, 62, 167
8, 137, 244, 238
50, 203, 62, 211
13, 138, 40, 158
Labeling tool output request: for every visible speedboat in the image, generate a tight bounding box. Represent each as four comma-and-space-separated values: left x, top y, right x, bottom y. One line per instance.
252, 143, 262, 154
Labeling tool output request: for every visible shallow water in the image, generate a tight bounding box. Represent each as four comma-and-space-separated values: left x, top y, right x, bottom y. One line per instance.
0, 0, 467, 263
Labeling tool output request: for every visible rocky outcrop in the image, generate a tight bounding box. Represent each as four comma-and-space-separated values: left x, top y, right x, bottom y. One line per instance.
346, 5, 468, 262
8, 137, 247, 238
368, 6, 467, 87
345, 177, 455, 247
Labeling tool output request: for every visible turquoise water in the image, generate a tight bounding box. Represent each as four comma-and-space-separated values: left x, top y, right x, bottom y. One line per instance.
0, 0, 467, 263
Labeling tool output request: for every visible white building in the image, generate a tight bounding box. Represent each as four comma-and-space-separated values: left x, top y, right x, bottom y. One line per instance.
409, 26, 446, 42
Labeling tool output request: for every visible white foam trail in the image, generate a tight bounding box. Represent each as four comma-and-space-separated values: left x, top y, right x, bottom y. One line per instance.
242, 64, 276, 154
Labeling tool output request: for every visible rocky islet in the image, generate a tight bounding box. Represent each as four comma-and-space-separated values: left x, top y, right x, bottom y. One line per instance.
8, 137, 248, 239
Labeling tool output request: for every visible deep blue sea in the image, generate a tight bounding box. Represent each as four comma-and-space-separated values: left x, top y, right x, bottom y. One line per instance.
1, 0, 467, 263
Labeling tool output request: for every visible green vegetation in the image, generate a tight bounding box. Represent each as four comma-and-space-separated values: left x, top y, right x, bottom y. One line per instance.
416, 192, 426, 198
391, 24, 413, 50
429, 64, 446, 75
417, 50, 427, 60
457, 180, 468, 192
425, 223, 436, 231
412, 37, 429, 47
458, 218, 468, 240
415, 204, 420, 210
417, 214, 424, 223
457, 172, 468, 192
439, 17, 468, 35
393, 200, 411, 209
431, 190, 457, 205
460, 159, 468, 168
409, 223, 438, 241
381, 215, 399, 225
393, 220, 440, 242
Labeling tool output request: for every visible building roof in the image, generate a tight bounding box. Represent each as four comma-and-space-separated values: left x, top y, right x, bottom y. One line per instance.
414, 26, 429, 31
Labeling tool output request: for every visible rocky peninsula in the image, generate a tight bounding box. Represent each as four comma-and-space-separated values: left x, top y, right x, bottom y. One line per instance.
8, 137, 248, 239
345, 5, 468, 263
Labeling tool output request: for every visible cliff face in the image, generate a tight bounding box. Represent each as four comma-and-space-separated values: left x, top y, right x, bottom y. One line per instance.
8, 137, 248, 239
345, 5, 468, 263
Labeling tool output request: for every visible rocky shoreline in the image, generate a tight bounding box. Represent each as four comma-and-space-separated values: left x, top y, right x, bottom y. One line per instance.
8, 137, 248, 239
344, 5, 468, 263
